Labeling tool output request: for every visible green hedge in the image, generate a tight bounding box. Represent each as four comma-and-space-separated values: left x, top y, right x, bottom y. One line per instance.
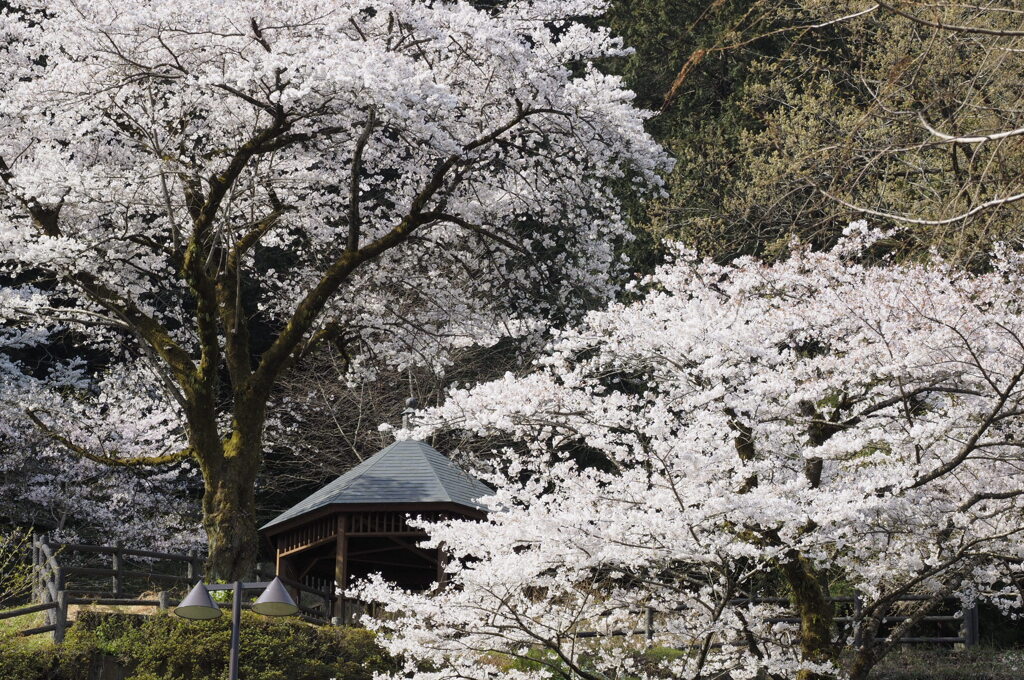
0, 635, 60, 680
1, 611, 391, 680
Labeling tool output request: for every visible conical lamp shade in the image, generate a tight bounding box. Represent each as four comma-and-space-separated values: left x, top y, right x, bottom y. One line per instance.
174, 581, 222, 620
251, 577, 299, 617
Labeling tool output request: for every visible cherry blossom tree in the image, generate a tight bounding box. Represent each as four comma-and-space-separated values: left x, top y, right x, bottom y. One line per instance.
0, 0, 668, 578
0, 378, 200, 551
355, 225, 1024, 680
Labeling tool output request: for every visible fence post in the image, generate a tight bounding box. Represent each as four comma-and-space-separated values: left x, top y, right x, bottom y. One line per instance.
158, 591, 170, 611
53, 590, 67, 644
45, 566, 64, 629
188, 557, 202, 582
853, 594, 863, 648
645, 607, 654, 642
112, 542, 123, 596
31, 534, 40, 603
961, 603, 980, 647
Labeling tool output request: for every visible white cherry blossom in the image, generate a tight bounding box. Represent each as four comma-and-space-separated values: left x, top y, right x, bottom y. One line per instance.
359, 227, 1024, 680
0, 0, 668, 572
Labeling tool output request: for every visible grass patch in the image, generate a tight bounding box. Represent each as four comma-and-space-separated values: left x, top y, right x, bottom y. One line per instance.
874, 647, 1024, 680
0, 608, 47, 648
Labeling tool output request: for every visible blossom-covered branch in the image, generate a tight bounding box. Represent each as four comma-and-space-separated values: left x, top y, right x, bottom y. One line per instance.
359, 225, 1024, 680
0, 0, 669, 576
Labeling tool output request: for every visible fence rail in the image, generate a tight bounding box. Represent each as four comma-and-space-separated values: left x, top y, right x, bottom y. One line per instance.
20, 534, 207, 642
11, 535, 334, 642
574, 595, 980, 648
0, 601, 57, 620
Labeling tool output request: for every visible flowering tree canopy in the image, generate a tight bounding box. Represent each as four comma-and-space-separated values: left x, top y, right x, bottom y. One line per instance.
0, 0, 668, 575
357, 226, 1024, 680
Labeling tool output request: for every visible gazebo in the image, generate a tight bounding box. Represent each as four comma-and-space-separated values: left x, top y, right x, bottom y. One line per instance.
259, 439, 491, 619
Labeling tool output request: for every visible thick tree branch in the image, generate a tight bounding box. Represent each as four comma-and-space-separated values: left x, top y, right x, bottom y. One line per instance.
227, 207, 289, 269
2, 154, 199, 388
348, 108, 377, 251
249, 107, 555, 398
250, 210, 430, 398
69, 273, 198, 387
26, 409, 193, 467
958, 489, 1024, 512
184, 112, 292, 394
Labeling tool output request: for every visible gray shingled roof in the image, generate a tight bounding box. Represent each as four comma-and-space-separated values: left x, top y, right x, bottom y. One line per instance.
261, 440, 493, 531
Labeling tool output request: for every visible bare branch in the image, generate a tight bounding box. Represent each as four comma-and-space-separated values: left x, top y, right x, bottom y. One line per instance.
818, 184, 1024, 225
880, 2, 1024, 37
420, 212, 530, 254
662, 4, 880, 112
918, 112, 1024, 145
911, 364, 1024, 488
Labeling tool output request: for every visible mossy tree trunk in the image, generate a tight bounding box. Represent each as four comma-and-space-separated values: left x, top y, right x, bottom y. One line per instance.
781, 551, 837, 680
197, 426, 264, 581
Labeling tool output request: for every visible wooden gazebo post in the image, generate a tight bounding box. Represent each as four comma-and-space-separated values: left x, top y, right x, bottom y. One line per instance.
335, 514, 348, 621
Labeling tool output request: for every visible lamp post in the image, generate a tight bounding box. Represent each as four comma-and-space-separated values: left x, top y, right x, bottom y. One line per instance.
174, 577, 299, 680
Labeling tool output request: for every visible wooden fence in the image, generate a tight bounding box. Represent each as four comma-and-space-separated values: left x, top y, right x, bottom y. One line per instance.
1, 535, 982, 647
1, 535, 333, 642
574, 595, 980, 647
12, 534, 206, 641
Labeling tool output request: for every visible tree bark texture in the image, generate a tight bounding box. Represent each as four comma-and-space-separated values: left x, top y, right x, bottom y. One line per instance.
781, 552, 838, 680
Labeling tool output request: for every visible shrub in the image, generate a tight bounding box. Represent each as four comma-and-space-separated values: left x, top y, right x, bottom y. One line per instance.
63, 611, 390, 680
0, 527, 34, 607
0, 610, 390, 680
0, 635, 58, 680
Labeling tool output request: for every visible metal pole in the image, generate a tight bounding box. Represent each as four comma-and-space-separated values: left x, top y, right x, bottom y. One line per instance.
228, 581, 242, 680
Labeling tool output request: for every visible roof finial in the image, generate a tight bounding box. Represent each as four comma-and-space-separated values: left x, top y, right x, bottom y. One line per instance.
401, 396, 419, 431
